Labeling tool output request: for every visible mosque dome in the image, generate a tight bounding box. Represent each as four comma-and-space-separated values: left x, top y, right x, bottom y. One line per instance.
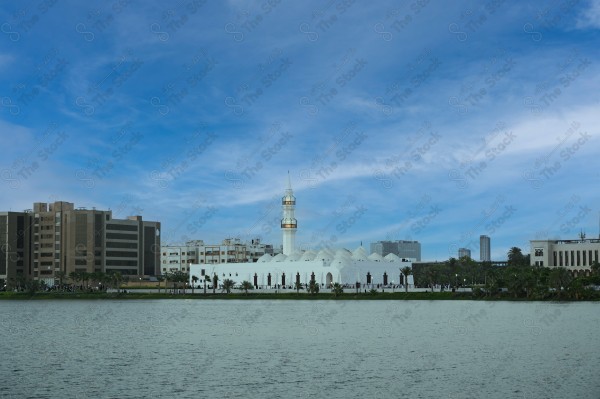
257, 253, 273, 263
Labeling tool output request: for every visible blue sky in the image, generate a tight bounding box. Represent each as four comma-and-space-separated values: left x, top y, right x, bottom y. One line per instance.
1, 0, 599, 261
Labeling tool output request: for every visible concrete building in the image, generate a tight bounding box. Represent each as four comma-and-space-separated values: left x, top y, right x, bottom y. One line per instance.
370, 240, 421, 261
530, 238, 599, 275
29, 201, 160, 285
458, 248, 471, 259
160, 238, 275, 274
281, 173, 297, 256
480, 235, 491, 261
0, 211, 33, 285
190, 176, 415, 288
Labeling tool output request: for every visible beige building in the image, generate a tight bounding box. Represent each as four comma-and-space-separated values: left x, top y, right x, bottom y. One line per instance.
27, 201, 161, 285
530, 238, 599, 276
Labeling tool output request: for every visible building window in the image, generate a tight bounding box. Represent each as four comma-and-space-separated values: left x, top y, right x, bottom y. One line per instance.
534, 248, 543, 257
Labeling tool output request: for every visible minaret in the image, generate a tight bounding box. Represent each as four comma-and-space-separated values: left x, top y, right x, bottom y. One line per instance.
281, 172, 297, 255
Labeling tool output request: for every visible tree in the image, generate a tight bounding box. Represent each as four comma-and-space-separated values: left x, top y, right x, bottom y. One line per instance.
507, 247, 527, 267
156, 275, 164, 293
25, 278, 41, 294
426, 269, 437, 292
591, 261, 600, 276
568, 278, 587, 300
332, 283, 344, 297
239, 280, 253, 295
109, 272, 123, 293
170, 271, 188, 294
549, 267, 572, 298
484, 270, 499, 298
191, 275, 199, 295
55, 271, 66, 290
294, 281, 303, 294
505, 268, 525, 298
91, 271, 105, 290
212, 274, 219, 294
401, 266, 412, 293
222, 279, 235, 294
307, 280, 320, 295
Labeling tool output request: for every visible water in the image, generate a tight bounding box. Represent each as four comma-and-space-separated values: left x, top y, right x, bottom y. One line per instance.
1, 299, 599, 399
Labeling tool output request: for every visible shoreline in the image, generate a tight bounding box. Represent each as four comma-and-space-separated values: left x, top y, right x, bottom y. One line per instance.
1, 291, 597, 301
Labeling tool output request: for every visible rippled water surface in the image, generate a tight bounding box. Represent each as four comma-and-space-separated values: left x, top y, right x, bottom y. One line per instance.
1, 299, 599, 398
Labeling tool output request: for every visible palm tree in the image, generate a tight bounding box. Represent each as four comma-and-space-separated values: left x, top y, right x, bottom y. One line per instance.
191, 275, 199, 294
294, 281, 303, 294
401, 266, 412, 293
55, 271, 66, 290
332, 283, 344, 297
91, 271, 105, 291
156, 275, 164, 293
81, 272, 91, 290
222, 279, 235, 294
507, 247, 526, 267
307, 280, 320, 295
178, 271, 189, 294
212, 273, 219, 294
110, 272, 123, 293
239, 280, 253, 295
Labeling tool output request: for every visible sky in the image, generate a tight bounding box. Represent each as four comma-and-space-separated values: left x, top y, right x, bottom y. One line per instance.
0, 0, 599, 261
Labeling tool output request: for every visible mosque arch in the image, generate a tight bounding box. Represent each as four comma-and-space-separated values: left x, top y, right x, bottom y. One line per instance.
326, 272, 333, 287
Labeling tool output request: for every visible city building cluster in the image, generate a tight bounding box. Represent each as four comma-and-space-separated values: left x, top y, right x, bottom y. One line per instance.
1, 177, 597, 288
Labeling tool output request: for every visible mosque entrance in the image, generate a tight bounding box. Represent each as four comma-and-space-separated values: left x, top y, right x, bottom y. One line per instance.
326, 272, 333, 287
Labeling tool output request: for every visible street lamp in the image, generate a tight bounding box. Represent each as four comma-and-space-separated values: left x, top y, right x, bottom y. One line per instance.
455, 273, 458, 291
463, 278, 466, 292
392, 281, 394, 293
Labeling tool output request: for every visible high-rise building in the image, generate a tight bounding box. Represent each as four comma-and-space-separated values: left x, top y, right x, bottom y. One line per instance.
480, 235, 491, 261
370, 240, 421, 261
28, 201, 160, 285
0, 211, 33, 285
458, 248, 471, 259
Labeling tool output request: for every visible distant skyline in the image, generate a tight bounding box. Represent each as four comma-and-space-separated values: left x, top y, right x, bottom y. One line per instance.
1, 1, 599, 261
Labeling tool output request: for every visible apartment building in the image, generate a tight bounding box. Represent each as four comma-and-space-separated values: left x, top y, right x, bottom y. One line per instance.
0, 201, 162, 286
160, 238, 275, 274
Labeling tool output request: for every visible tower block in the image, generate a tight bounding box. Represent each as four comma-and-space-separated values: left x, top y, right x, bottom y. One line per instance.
281, 173, 297, 255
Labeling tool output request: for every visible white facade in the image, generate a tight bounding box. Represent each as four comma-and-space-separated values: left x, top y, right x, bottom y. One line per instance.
188, 175, 415, 288
530, 239, 599, 274
161, 238, 275, 274
189, 247, 415, 288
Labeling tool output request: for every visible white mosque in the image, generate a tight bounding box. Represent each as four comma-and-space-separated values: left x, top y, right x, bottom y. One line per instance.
189, 175, 415, 289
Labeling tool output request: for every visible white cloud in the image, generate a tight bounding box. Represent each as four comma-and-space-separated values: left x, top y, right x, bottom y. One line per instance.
577, 0, 600, 29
